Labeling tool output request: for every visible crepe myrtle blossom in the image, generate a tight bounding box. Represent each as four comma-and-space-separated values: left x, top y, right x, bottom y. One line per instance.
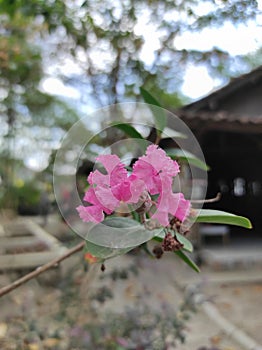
77, 145, 191, 226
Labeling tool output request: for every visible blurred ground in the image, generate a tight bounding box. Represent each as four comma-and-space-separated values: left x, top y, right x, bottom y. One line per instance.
0, 214, 261, 350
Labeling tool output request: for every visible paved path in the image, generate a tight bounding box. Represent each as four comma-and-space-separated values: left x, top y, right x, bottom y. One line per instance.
4, 215, 261, 350
93, 253, 262, 350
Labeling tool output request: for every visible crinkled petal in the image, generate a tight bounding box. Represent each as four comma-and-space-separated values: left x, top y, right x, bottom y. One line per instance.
88, 170, 109, 187
140, 145, 180, 177
151, 209, 170, 227
76, 205, 104, 223
83, 187, 99, 204
152, 186, 190, 226
110, 162, 128, 187
111, 174, 146, 203
132, 160, 161, 194
157, 191, 190, 223
151, 189, 170, 226
127, 176, 146, 203
83, 187, 112, 214
96, 154, 122, 173
170, 193, 191, 222
95, 186, 120, 212
95, 154, 129, 189
133, 145, 179, 195
111, 180, 132, 202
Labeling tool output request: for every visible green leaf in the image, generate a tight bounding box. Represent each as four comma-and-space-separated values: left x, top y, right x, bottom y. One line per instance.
87, 217, 163, 249
195, 209, 252, 229
167, 148, 209, 171
85, 240, 133, 260
174, 250, 200, 273
103, 216, 139, 228
176, 233, 194, 252
111, 122, 144, 139
140, 87, 162, 108
162, 127, 187, 139
140, 87, 167, 136
85, 217, 163, 260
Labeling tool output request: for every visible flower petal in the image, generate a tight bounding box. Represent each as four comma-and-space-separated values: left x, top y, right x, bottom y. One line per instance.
127, 176, 146, 203
96, 154, 122, 173
132, 145, 179, 195
111, 180, 132, 202
151, 209, 170, 227
76, 205, 104, 223
140, 145, 180, 177
95, 186, 120, 211
132, 160, 161, 194
88, 170, 109, 186
83, 187, 112, 214
170, 193, 191, 222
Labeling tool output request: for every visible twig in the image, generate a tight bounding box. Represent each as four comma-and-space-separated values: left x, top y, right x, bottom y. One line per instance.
0, 241, 85, 299
191, 192, 221, 204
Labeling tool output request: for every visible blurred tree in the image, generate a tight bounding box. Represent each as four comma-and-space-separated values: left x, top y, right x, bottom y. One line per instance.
0, 0, 259, 108
0, 0, 261, 210
244, 47, 262, 68
0, 10, 80, 209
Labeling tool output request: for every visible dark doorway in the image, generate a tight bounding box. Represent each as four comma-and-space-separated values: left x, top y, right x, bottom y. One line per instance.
202, 130, 262, 242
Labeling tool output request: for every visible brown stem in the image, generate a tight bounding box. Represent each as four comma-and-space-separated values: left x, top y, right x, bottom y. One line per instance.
139, 212, 146, 224
191, 192, 221, 204
155, 133, 161, 146
0, 241, 85, 298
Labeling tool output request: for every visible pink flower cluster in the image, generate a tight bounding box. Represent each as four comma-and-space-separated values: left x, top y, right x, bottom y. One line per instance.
77, 145, 190, 227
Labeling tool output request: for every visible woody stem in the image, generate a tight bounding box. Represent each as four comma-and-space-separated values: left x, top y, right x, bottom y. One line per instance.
0, 241, 85, 299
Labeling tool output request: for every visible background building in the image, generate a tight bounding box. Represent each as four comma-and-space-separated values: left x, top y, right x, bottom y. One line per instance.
177, 66, 262, 241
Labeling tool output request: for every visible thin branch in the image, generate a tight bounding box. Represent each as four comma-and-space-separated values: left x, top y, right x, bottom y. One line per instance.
191, 192, 221, 204
0, 241, 85, 299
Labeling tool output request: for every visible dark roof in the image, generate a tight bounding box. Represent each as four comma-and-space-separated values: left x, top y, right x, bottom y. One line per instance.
176, 66, 262, 125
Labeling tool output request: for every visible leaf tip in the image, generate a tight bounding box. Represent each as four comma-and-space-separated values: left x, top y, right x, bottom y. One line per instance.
247, 220, 253, 229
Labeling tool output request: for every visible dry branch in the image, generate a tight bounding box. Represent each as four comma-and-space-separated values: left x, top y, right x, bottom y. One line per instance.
0, 241, 85, 298
191, 192, 221, 204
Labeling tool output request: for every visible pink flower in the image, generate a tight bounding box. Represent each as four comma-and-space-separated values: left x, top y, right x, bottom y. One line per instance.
132, 145, 179, 195
77, 154, 145, 223
76, 204, 104, 223
173, 192, 191, 222
151, 190, 191, 226
76, 186, 114, 223
77, 145, 191, 226
132, 145, 190, 226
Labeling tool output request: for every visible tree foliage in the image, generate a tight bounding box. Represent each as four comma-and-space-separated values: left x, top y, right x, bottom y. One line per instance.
0, 7, 80, 211
0, 0, 261, 190
0, 9, 79, 179
1, 0, 260, 107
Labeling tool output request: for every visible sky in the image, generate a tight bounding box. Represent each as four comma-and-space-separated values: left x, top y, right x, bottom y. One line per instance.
178, 20, 262, 98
